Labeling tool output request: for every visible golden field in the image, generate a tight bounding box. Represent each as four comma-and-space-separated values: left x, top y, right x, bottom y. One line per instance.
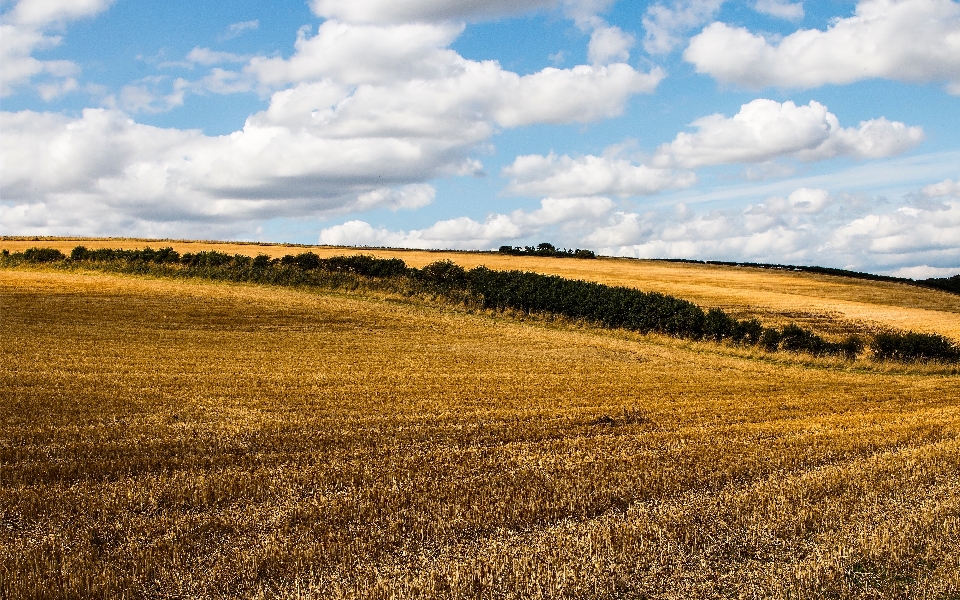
2, 243, 960, 598
3, 237, 959, 340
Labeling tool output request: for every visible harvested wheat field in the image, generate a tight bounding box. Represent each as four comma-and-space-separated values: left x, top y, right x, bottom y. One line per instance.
2, 257, 960, 598
4, 237, 960, 339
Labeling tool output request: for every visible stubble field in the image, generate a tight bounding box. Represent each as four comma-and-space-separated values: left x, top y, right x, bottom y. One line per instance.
2, 243, 960, 598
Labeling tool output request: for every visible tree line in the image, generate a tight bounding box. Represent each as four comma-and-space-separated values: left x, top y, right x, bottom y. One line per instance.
498, 242, 596, 259
4, 246, 958, 363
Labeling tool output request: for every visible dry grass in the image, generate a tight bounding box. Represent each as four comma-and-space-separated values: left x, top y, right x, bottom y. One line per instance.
4, 237, 958, 340
2, 265, 959, 599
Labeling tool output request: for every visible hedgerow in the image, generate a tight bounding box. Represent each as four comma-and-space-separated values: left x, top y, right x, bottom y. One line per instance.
498, 242, 596, 259
871, 331, 960, 362
4, 246, 954, 362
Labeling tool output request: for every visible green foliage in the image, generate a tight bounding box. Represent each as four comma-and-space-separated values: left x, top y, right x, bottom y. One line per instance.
418, 260, 468, 288
704, 307, 734, 342
760, 328, 782, 352
22, 247, 66, 262
498, 243, 596, 259
731, 318, 763, 345
463, 267, 707, 338
920, 274, 960, 295
871, 331, 960, 362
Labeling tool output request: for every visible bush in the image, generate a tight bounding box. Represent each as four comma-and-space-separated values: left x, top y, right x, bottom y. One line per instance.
464, 267, 707, 339
871, 331, 960, 362
731, 318, 763, 345
836, 335, 865, 360
23, 247, 66, 262
418, 260, 468, 288
704, 307, 734, 342
760, 328, 781, 352
318, 255, 409, 278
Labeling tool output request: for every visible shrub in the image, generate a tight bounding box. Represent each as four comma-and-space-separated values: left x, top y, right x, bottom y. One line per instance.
418, 260, 468, 288
704, 307, 734, 342
731, 318, 763, 345
779, 323, 828, 355
319, 255, 409, 278
836, 335, 865, 360
23, 247, 66, 262
760, 328, 781, 352
252, 254, 270, 269
180, 251, 234, 268
871, 331, 960, 362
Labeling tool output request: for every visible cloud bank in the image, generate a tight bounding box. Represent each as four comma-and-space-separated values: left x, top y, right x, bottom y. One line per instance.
685, 0, 960, 92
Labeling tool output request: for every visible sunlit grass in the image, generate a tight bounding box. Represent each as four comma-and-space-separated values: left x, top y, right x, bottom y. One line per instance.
2, 264, 959, 598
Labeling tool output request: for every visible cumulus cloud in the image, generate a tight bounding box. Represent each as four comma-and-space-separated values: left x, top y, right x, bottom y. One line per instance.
2, 16, 663, 235
653, 99, 923, 168
503, 152, 695, 197
245, 21, 661, 126
326, 176, 960, 274
0, 107, 448, 233
753, 0, 804, 21
248, 21, 466, 86
642, 0, 724, 54
318, 196, 615, 249
584, 186, 960, 274
0, 0, 113, 96
685, 0, 960, 92
922, 178, 960, 198
314, 180, 960, 275
587, 24, 635, 64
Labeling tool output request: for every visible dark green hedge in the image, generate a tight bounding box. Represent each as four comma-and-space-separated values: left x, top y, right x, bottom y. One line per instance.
871, 331, 960, 362
498, 242, 596, 259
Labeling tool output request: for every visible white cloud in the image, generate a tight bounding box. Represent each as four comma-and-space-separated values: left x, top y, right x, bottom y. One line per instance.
653, 99, 923, 168
888, 265, 960, 278
584, 189, 960, 274
503, 152, 695, 197
830, 201, 960, 262
184, 47, 248, 67
587, 24, 635, 64
5, 0, 114, 26
116, 77, 189, 114
512, 196, 616, 226
2, 16, 663, 235
219, 20, 258, 42
354, 184, 436, 211
0, 108, 446, 230
318, 196, 614, 249
313, 181, 960, 274
642, 0, 724, 54
309, 0, 560, 24
493, 64, 664, 127
922, 178, 960, 198
247, 21, 466, 86
685, 0, 960, 92
246, 21, 662, 126
0, 0, 113, 97
753, 0, 804, 21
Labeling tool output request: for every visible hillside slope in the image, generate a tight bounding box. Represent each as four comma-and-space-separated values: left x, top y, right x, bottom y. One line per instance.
3, 237, 959, 340
2, 268, 959, 598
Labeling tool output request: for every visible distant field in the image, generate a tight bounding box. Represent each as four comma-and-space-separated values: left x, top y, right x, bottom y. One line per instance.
2, 261, 959, 598
3, 237, 959, 340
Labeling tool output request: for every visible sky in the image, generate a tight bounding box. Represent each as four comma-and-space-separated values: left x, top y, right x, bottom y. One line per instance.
1, 0, 959, 277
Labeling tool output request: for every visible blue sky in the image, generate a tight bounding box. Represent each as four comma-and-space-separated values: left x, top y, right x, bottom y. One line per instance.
2, 0, 959, 276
